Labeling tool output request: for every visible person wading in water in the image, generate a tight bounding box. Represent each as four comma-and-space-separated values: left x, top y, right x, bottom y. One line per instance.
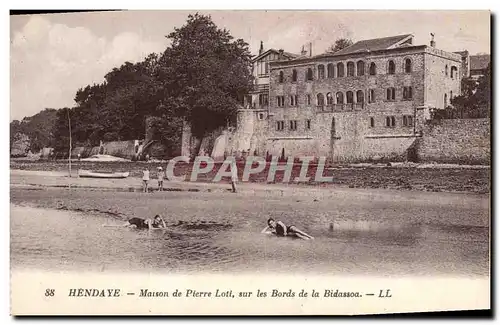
124, 215, 167, 230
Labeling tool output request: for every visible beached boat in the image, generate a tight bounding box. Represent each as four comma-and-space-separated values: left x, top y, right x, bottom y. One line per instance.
78, 169, 129, 179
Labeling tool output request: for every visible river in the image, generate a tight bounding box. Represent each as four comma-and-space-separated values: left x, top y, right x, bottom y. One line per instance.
10, 187, 490, 276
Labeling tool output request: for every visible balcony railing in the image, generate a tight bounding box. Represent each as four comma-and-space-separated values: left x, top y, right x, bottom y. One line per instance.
317, 102, 365, 113
243, 103, 269, 110
251, 84, 270, 93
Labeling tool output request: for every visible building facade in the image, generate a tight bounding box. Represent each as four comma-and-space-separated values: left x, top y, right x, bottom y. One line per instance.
236, 34, 462, 162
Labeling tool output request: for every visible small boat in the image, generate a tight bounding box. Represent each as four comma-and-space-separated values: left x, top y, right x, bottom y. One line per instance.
78, 169, 130, 179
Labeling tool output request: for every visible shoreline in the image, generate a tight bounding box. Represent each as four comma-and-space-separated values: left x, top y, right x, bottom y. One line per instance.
10, 167, 491, 196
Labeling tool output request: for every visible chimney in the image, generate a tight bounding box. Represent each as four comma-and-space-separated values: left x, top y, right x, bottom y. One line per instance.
430, 33, 436, 48
300, 45, 307, 56
278, 49, 284, 60
259, 41, 264, 55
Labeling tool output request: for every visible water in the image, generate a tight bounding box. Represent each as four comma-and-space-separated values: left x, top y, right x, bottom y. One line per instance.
10, 200, 489, 276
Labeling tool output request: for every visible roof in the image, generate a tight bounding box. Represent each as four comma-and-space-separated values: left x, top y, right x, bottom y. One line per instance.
252, 49, 299, 62
470, 54, 490, 71
453, 50, 469, 57
331, 34, 414, 56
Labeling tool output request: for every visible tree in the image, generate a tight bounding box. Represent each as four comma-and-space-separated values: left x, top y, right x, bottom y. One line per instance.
450, 65, 490, 119
10, 108, 58, 152
47, 14, 254, 159
475, 63, 491, 108
52, 107, 74, 153
328, 38, 354, 53
159, 13, 254, 138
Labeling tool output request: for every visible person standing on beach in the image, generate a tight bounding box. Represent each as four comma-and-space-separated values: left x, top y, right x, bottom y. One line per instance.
230, 159, 238, 193
157, 167, 165, 192
142, 168, 150, 193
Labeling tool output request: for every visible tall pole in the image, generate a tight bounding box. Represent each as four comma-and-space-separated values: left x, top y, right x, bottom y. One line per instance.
67, 108, 72, 178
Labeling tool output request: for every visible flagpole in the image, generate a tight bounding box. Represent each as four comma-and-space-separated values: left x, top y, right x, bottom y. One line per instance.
67, 108, 72, 178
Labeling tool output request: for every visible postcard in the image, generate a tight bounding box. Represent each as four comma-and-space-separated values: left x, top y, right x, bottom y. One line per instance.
10, 9, 491, 315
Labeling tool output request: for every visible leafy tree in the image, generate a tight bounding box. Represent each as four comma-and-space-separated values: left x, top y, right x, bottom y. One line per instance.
10, 108, 58, 152
449, 64, 491, 119
10, 119, 21, 150
475, 63, 491, 108
52, 107, 74, 153
43, 14, 255, 159
328, 38, 354, 53
160, 13, 254, 138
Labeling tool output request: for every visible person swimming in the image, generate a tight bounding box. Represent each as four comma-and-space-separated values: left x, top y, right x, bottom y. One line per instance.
261, 218, 314, 240
125, 215, 167, 230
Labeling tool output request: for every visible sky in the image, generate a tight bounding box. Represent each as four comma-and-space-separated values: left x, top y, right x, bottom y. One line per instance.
10, 10, 491, 121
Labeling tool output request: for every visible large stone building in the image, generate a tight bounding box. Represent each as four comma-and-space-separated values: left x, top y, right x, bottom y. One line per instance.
235, 33, 463, 162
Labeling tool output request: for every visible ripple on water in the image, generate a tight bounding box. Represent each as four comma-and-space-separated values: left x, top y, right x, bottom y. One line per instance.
10, 204, 489, 276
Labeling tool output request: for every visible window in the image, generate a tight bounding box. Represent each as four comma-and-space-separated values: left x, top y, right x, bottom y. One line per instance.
276, 96, 285, 107
292, 69, 297, 82
356, 90, 364, 103
368, 89, 375, 103
306, 94, 311, 106
317, 93, 325, 106
402, 86, 413, 100
259, 93, 269, 106
404, 58, 412, 73
289, 120, 297, 131
305, 119, 311, 130
444, 93, 448, 108
357, 61, 365, 76
326, 92, 334, 105
346, 91, 354, 104
450, 91, 453, 102
337, 62, 345, 77
451, 66, 458, 79
388, 60, 395, 74
347, 61, 355, 76
306, 68, 313, 81
369, 117, 375, 128
386, 116, 396, 127
265, 62, 269, 74
258, 113, 264, 120
386, 87, 396, 101
276, 120, 285, 131
402, 115, 413, 127
445, 65, 449, 76
369, 62, 376, 75
290, 95, 298, 106
318, 65, 325, 79
279, 71, 284, 83
336, 92, 344, 104
327, 63, 334, 78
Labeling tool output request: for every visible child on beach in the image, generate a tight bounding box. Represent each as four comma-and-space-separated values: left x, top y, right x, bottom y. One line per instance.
142, 168, 150, 193
157, 167, 165, 192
